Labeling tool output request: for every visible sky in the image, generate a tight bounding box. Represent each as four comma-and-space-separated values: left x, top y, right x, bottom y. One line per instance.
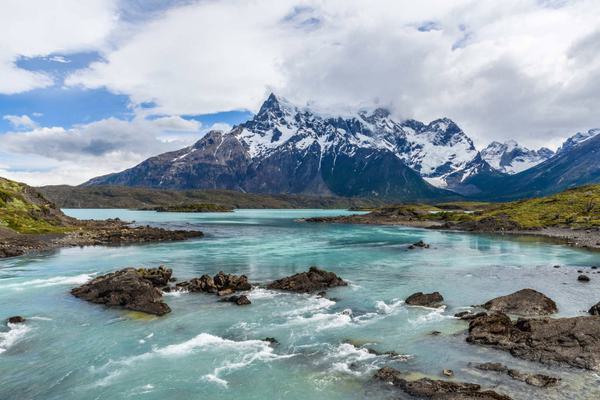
1, 0, 599, 186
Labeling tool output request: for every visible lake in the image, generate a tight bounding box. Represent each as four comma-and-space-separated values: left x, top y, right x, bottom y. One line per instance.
1, 209, 599, 399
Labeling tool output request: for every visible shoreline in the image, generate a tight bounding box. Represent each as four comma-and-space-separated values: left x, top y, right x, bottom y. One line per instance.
0, 219, 203, 259
301, 215, 600, 251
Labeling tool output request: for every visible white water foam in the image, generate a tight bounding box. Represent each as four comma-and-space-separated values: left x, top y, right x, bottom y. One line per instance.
93, 333, 295, 388
279, 295, 336, 317
375, 299, 404, 314
285, 309, 353, 331
247, 288, 282, 300
408, 305, 452, 325
162, 289, 187, 297
0, 273, 95, 290
0, 323, 31, 354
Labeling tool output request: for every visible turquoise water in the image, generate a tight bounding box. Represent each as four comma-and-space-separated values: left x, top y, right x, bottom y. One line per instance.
1, 209, 600, 400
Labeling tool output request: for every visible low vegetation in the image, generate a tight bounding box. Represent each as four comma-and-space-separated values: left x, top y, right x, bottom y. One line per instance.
421, 185, 599, 229
0, 177, 73, 234
468, 185, 600, 229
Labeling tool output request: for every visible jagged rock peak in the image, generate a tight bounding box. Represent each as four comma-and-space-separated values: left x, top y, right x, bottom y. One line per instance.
481, 140, 554, 174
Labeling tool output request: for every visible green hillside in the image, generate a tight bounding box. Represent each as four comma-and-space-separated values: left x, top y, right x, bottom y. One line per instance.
0, 177, 73, 234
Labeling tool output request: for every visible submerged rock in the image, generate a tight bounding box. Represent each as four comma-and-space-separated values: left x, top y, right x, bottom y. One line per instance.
267, 266, 347, 293
473, 362, 559, 388
482, 289, 557, 316
263, 337, 279, 345
467, 312, 600, 370
71, 267, 171, 316
405, 292, 444, 307
7, 316, 25, 324
373, 367, 511, 400
175, 272, 252, 294
409, 240, 430, 249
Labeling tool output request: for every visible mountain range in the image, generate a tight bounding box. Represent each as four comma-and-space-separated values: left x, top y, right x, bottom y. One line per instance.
85, 94, 600, 201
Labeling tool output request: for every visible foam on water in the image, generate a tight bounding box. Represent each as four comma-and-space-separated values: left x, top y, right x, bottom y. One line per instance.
0, 323, 31, 354
408, 306, 452, 325
247, 288, 282, 300
0, 273, 94, 290
93, 333, 296, 388
375, 299, 404, 314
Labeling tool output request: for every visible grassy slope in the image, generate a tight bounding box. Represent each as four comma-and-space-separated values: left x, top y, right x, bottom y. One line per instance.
472, 184, 600, 229
0, 177, 73, 234
352, 185, 600, 230
37, 185, 388, 209
413, 185, 600, 229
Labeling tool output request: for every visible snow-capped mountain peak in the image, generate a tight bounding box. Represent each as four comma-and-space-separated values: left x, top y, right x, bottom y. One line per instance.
557, 129, 600, 154
232, 94, 480, 186
481, 140, 554, 174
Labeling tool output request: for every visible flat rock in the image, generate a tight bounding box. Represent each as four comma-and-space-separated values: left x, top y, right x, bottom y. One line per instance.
267, 266, 347, 293
405, 292, 444, 307
467, 312, 600, 370
374, 367, 511, 400
71, 267, 171, 316
473, 362, 559, 388
482, 289, 557, 316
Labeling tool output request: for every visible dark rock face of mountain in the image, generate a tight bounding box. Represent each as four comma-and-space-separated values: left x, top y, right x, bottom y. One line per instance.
84, 94, 467, 201
469, 133, 600, 200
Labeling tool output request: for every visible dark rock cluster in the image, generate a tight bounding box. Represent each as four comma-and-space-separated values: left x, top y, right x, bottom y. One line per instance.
175, 271, 252, 296
71, 267, 172, 316
267, 266, 347, 293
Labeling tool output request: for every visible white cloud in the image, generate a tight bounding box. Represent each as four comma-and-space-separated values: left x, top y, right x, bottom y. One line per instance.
150, 115, 201, 131
65, 0, 600, 149
3, 114, 38, 129
0, 0, 117, 93
0, 115, 205, 185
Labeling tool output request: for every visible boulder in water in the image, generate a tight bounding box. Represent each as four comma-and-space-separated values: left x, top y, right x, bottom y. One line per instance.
7, 316, 25, 324
405, 292, 444, 307
71, 267, 171, 316
578, 274, 590, 282
482, 289, 557, 316
267, 267, 347, 293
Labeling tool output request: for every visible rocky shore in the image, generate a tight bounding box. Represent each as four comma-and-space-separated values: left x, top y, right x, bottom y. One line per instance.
0, 218, 203, 259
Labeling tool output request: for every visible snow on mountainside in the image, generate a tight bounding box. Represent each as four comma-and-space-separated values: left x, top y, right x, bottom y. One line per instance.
557, 129, 600, 154
481, 140, 554, 174
233, 93, 479, 187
